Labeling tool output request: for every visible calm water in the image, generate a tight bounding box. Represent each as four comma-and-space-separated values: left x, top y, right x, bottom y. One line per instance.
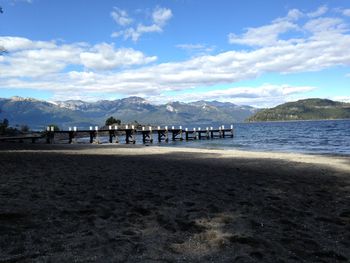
161, 120, 350, 155
75, 120, 350, 155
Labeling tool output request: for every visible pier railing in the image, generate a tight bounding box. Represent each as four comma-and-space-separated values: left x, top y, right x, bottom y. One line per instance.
45, 125, 234, 144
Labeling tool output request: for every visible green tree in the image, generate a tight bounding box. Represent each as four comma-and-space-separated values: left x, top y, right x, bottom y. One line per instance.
105, 116, 121, 126
0, 118, 9, 135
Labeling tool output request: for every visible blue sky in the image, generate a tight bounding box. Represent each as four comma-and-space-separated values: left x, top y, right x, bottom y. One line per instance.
0, 0, 349, 107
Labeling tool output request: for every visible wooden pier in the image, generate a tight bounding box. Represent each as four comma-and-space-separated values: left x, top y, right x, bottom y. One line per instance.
43, 124, 234, 145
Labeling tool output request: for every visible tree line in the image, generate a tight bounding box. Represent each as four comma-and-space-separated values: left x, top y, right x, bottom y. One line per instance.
0, 116, 142, 135
0, 119, 30, 136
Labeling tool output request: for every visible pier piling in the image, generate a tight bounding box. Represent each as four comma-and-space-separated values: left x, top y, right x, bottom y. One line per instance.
142, 127, 153, 143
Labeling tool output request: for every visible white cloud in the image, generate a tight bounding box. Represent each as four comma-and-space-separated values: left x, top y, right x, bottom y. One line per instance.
80, 43, 157, 70
152, 6, 173, 25
285, 9, 304, 21
227, 7, 341, 47
1, 8, 350, 106
111, 6, 172, 42
1, 28, 349, 98
182, 84, 315, 100
176, 43, 215, 56
10, 0, 32, 4
0, 37, 157, 76
228, 9, 304, 47
0, 36, 57, 51
0, 38, 83, 77
343, 9, 350, 17
111, 8, 133, 26
307, 5, 328, 18
303, 17, 348, 34
176, 44, 207, 50
138, 23, 163, 33
146, 84, 316, 107
121, 24, 164, 41
228, 20, 299, 47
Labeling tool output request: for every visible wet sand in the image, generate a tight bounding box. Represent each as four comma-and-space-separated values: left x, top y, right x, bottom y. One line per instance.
0, 143, 349, 262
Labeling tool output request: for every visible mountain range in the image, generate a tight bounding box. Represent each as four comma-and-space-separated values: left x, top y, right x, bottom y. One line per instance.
0, 96, 258, 130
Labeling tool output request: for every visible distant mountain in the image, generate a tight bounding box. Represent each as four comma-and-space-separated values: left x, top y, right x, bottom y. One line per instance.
0, 96, 92, 128
0, 96, 258, 130
247, 99, 350, 122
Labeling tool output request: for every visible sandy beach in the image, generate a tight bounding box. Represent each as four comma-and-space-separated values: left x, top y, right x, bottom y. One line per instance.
0, 143, 349, 262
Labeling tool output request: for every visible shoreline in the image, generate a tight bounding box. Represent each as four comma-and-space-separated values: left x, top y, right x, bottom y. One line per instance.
3, 138, 349, 157
158, 143, 350, 158
1, 142, 350, 168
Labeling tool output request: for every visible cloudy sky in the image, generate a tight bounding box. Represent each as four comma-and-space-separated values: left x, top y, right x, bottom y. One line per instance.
0, 0, 349, 107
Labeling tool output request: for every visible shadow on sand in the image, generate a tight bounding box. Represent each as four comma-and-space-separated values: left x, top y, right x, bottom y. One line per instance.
0, 147, 349, 262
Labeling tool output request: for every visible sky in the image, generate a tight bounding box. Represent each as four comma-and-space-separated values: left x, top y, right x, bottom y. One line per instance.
0, 0, 349, 107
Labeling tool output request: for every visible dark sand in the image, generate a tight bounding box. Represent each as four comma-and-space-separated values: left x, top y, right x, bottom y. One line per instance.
0, 143, 349, 262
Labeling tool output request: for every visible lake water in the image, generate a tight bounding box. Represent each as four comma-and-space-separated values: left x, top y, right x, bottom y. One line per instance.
160, 120, 350, 156
74, 120, 350, 155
